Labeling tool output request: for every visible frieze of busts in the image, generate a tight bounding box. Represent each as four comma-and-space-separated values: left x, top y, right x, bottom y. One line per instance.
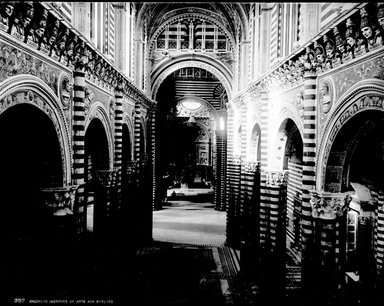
65, 34, 77, 67
358, 7, 373, 53
377, 3, 384, 37
333, 25, 347, 66
27, 7, 48, 50
323, 34, 335, 71
360, 6, 383, 51
345, 18, 357, 60
314, 41, 325, 73
73, 39, 88, 71
304, 46, 316, 73
46, 18, 60, 59
11, 2, 34, 41
0, 1, 15, 32
57, 27, 69, 64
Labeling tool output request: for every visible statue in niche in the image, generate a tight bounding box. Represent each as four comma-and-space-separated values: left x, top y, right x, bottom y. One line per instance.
320, 81, 331, 113
345, 18, 357, 60
360, 7, 382, 50
0, 1, 15, 31
324, 34, 335, 70
333, 25, 347, 66
11, 2, 33, 40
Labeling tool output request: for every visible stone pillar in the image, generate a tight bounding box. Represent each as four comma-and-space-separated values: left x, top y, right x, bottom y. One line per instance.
134, 99, 142, 163
72, 68, 86, 237
147, 104, 157, 211
310, 191, 350, 293
301, 71, 318, 290
215, 110, 227, 211
94, 169, 117, 236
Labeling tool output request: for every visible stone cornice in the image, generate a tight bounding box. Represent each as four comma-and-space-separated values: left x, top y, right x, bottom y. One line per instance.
232, 3, 375, 106
0, 2, 156, 110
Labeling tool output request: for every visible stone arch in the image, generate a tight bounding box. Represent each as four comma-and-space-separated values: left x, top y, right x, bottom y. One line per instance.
248, 122, 261, 162
269, 105, 304, 170
139, 116, 147, 157
151, 54, 232, 100
0, 74, 71, 185
317, 78, 384, 190
122, 113, 135, 160
85, 102, 114, 169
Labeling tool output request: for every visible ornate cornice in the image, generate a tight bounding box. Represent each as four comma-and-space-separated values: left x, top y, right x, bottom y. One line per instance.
0, 2, 155, 109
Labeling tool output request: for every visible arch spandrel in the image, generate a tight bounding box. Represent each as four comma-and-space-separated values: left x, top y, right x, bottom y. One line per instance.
317, 78, 384, 190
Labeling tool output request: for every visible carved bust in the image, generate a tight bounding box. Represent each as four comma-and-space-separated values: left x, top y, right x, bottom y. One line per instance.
0, 1, 15, 29
320, 81, 332, 113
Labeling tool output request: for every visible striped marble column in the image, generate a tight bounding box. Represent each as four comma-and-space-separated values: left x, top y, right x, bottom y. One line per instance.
259, 90, 270, 249
134, 99, 142, 163
114, 89, 124, 211
72, 69, 86, 236
301, 72, 317, 287
147, 104, 157, 210
225, 107, 236, 209
375, 191, 384, 279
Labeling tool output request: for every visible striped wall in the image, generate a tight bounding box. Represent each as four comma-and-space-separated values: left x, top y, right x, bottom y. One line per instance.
72, 69, 86, 236
60, 2, 72, 23
286, 161, 302, 244
108, 3, 115, 61
269, 3, 279, 67
319, 3, 357, 31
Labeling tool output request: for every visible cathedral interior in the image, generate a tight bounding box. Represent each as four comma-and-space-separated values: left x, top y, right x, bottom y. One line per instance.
2, 2, 384, 305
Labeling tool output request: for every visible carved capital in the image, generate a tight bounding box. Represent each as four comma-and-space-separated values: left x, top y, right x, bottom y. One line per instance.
310, 190, 351, 220
266, 170, 288, 186
95, 169, 118, 188
40, 185, 79, 216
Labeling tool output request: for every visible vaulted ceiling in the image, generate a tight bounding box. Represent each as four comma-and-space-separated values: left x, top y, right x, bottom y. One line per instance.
135, 2, 250, 42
